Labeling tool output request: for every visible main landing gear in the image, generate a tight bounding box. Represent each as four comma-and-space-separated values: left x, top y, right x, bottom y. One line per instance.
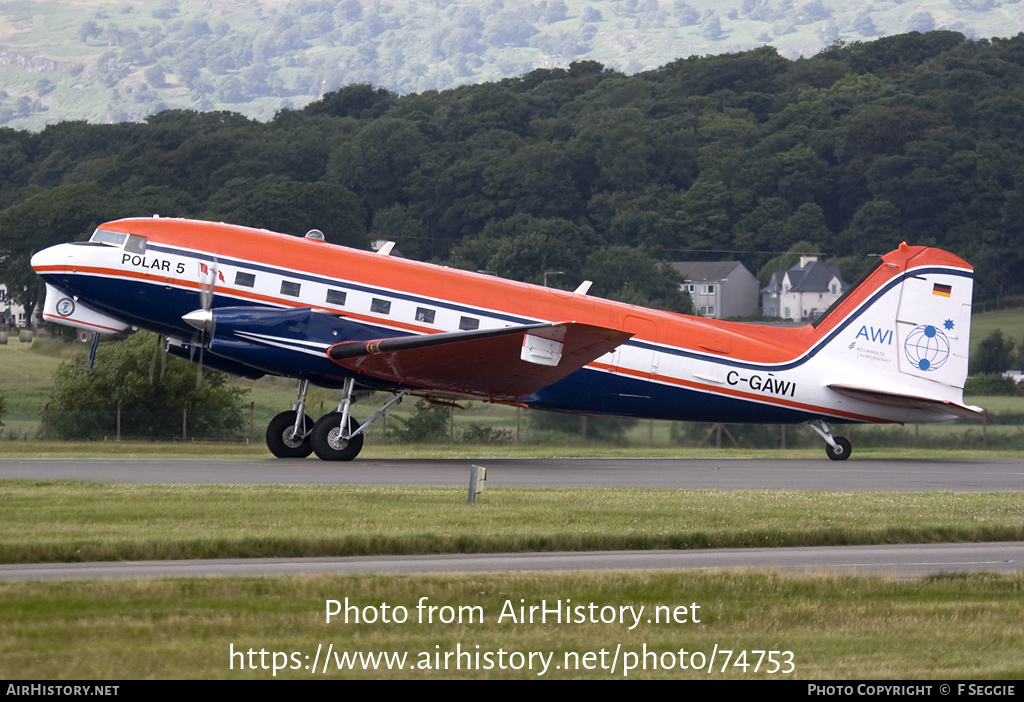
807, 419, 852, 461
266, 378, 410, 461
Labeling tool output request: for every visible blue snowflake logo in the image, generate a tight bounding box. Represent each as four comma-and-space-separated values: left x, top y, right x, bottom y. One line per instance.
944, 319, 955, 331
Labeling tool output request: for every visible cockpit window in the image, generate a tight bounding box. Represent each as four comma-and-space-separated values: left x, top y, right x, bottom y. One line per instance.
89, 229, 127, 246
88, 229, 148, 254
125, 234, 147, 254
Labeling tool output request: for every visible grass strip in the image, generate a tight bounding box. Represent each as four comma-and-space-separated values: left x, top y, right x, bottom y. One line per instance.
2, 481, 1022, 563
1, 571, 1022, 679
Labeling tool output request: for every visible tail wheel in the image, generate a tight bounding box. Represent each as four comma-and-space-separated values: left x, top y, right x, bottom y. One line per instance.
825, 436, 852, 461
311, 412, 364, 461
266, 411, 313, 458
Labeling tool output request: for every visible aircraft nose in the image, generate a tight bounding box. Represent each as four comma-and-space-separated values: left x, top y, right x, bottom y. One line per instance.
30, 244, 67, 274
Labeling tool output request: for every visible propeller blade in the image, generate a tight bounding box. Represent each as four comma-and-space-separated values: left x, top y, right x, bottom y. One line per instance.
196, 345, 204, 388
148, 333, 162, 383
160, 337, 168, 380
199, 258, 219, 311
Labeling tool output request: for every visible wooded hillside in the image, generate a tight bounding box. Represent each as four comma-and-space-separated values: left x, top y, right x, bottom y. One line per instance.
3, 31, 1024, 321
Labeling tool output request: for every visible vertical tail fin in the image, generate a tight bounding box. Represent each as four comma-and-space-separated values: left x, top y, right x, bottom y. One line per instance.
812, 243, 982, 419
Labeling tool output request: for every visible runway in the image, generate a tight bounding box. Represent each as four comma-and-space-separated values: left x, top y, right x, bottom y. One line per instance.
2, 457, 1021, 580
2, 456, 1023, 491
1, 542, 1021, 581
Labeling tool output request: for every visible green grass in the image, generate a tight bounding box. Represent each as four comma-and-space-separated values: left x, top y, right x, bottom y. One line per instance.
1, 571, 1021, 679
2, 481, 1022, 563
970, 308, 1024, 356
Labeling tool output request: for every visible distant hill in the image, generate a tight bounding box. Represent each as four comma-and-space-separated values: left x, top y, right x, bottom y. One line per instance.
2, 0, 1023, 129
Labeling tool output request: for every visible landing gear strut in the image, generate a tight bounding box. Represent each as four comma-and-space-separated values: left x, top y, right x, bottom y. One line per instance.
807, 419, 852, 461
266, 378, 410, 461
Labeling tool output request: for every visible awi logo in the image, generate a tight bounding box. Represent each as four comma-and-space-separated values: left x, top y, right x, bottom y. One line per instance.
903, 324, 951, 372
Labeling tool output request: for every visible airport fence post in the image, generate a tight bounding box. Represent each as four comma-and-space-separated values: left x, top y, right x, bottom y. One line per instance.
182, 405, 187, 442
116, 401, 121, 442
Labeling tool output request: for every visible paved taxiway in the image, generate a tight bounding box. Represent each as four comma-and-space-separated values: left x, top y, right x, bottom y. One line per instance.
1, 542, 1021, 581
2, 457, 1021, 580
2, 456, 1022, 490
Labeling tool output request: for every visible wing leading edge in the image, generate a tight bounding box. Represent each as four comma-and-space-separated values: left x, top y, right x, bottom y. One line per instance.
328, 322, 632, 402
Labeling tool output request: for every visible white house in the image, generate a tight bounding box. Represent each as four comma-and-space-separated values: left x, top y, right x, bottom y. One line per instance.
0, 284, 33, 330
761, 256, 848, 322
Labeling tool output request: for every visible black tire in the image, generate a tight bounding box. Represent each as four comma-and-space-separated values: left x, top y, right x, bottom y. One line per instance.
311, 412, 364, 461
825, 436, 852, 461
266, 410, 314, 458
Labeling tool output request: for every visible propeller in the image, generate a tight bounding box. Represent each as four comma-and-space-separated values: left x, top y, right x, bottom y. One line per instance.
182, 258, 219, 387
148, 333, 166, 383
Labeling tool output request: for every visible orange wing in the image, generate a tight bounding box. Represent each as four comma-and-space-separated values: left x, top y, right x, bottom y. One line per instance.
328, 322, 632, 402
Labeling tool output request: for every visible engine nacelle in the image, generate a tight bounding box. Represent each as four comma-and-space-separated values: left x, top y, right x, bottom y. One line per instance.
41, 283, 129, 334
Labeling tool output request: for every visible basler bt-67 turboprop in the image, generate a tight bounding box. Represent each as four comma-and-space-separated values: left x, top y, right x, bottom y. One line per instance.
31, 217, 985, 461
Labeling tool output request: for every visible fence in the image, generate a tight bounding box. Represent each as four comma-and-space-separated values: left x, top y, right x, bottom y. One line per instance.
12, 401, 1022, 450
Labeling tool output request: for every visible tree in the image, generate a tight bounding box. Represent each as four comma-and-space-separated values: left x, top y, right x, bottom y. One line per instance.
583, 246, 692, 313
389, 400, 449, 442
203, 176, 367, 248
45, 332, 250, 440
0, 183, 105, 323
970, 329, 1016, 375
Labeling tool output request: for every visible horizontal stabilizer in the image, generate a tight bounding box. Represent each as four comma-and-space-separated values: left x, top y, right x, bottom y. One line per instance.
328, 322, 632, 401
827, 384, 987, 420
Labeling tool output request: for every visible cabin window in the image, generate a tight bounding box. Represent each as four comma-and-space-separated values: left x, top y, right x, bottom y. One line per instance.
281, 281, 301, 297
371, 298, 391, 315
415, 307, 436, 324
326, 289, 347, 305
459, 316, 479, 331
235, 272, 256, 288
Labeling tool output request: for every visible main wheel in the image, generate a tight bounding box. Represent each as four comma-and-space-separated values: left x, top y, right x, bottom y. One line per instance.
266, 410, 314, 458
825, 436, 852, 461
311, 412, 364, 461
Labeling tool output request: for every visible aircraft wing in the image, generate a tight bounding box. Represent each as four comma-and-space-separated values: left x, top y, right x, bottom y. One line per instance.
827, 385, 987, 420
328, 322, 632, 401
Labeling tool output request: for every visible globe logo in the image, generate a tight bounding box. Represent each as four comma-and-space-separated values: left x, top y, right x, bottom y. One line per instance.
903, 324, 950, 372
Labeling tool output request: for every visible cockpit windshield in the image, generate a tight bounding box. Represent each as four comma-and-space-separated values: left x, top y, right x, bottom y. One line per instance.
89, 229, 127, 246
89, 229, 147, 254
